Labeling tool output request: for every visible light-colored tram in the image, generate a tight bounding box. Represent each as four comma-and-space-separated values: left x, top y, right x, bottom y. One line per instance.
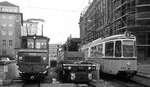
80, 33, 137, 77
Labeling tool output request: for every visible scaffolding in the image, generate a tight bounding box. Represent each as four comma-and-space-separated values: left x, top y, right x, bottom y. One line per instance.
79, 0, 150, 63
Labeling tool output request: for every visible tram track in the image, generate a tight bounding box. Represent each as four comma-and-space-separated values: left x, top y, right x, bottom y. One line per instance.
108, 74, 150, 87
113, 79, 148, 87
89, 80, 105, 87
3, 74, 150, 87
22, 82, 41, 87
130, 74, 150, 87
99, 73, 150, 87
10, 78, 41, 87
74, 73, 150, 87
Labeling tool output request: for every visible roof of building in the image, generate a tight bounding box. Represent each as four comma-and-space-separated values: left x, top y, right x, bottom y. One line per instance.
69, 38, 81, 43
0, 1, 19, 7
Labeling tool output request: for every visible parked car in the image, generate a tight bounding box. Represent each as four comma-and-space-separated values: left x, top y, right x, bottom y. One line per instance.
0, 57, 10, 64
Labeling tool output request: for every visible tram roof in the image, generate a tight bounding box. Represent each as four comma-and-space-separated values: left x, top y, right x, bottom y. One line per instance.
17, 49, 48, 52
91, 34, 135, 45
21, 35, 49, 40
81, 34, 136, 49
81, 42, 92, 49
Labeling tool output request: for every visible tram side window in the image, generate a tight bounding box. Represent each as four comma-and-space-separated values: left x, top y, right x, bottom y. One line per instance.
105, 42, 114, 56
97, 44, 103, 57
91, 46, 96, 57
115, 41, 121, 57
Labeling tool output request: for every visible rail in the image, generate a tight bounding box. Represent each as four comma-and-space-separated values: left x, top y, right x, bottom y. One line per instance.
131, 74, 150, 87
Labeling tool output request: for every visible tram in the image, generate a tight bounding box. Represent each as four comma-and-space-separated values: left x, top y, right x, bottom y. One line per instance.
57, 61, 96, 83
80, 32, 137, 77
16, 35, 49, 80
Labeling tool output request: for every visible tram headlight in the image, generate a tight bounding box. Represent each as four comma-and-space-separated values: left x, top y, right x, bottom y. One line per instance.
88, 67, 91, 70
68, 66, 71, 70
19, 56, 23, 61
43, 57, 47, 61
71, 73, 75, 80
63, 66, 67, 69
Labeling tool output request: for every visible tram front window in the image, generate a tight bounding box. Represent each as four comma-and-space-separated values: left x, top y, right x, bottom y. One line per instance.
27, 39, 34, 48
122, 40, 134, 57
35, 39, 47, 49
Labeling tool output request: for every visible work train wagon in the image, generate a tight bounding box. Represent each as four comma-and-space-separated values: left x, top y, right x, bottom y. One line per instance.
80, 33, 137, 77
57, 61, 96, 83
16, 35, 49, 80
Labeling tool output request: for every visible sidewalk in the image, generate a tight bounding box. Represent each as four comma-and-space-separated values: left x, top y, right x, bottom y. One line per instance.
137, 64, 150, 77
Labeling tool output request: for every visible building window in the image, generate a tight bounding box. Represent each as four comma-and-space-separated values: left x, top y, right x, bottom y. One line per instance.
8, 15, 15, 20
8, 31, 13, 36
1, 31, 7, 36
2, 40, 6, 47
2, 24, 7, 27
9, 40, 13, 47
2, 50, 6, 55
8, 24, 13, 27
2, 15, 6, 19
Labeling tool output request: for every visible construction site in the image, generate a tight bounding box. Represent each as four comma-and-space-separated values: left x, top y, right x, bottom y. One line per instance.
79, 0, 150, 63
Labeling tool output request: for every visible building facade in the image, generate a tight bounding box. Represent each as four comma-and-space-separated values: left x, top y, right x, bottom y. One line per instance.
79, 0, 150, 63
49, 44, 62, 61
0, 1, 23, 59
62, 38, 81, 51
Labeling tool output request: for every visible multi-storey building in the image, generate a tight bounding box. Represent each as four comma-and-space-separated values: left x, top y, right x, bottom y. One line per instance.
49, 44, 62, 61
79, 0, 113, 44
0, 1, 23, 59
62, 38, 81, 51
79, 0, 150, 63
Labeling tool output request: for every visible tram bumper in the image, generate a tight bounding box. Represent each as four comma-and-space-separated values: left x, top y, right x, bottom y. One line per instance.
70, 72, 92, 83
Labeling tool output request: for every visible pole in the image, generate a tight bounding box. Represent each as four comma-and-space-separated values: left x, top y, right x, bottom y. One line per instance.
26, 24, 28, 36
41, 24, 43, 36
96, 64, 100, 81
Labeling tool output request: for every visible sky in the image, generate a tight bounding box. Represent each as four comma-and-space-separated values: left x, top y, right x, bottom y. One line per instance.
1, 0, 90, 44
